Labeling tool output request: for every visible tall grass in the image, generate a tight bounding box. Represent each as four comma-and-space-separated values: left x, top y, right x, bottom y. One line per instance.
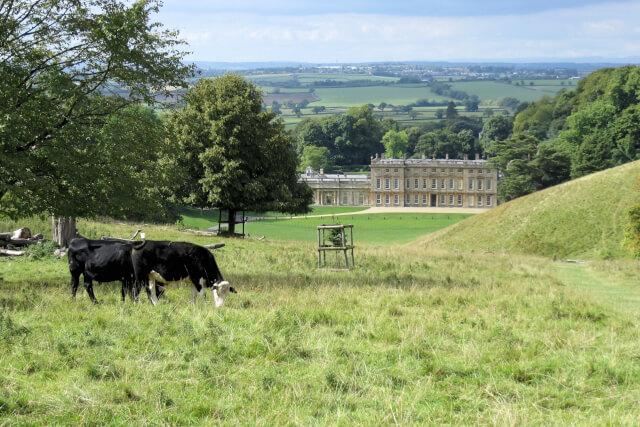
1, 220, 640, 424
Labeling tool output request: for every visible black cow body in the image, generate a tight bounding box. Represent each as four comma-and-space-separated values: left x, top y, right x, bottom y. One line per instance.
68, 238, 135, 304
131, 240, 234, 305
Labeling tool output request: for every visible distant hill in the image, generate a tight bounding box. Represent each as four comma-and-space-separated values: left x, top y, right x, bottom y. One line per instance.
412, 160, 640, 260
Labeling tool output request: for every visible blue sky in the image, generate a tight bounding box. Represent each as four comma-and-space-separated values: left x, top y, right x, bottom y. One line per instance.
156, 0, 640, 63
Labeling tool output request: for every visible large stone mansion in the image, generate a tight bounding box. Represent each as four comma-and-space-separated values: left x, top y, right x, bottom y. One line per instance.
299, 154, 498, 208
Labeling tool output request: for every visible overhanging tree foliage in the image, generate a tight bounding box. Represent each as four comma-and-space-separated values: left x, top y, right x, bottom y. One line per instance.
169, 74, 313, 235
0, 0, 192, 245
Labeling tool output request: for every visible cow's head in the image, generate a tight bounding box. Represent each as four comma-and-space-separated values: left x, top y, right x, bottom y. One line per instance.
212, 281, 236, 307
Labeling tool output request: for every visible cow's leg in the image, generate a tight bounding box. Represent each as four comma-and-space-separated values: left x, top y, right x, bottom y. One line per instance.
146, 276, 159, 306
128, 278, 137, 302
133, 280, 144, 303
84, 278, 99, 304
121, 280, 126, 302
191, 285, 198, 305
198, 278, 207, 305
70, 272, 81, 299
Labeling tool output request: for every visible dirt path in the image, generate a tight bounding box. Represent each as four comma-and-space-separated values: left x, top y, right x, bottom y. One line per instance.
292, 206, 490, 219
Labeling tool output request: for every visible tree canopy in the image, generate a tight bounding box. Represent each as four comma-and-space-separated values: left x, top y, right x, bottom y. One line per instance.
169, 74, 313, 234
382, 130, 408, 159
496, 65, 640, 200
0, 0, 192, 220
293, 105, 385, 167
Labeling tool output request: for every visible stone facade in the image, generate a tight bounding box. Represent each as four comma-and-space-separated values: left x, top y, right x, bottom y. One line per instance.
300, 167, 370, 206
300, 155, 498, 208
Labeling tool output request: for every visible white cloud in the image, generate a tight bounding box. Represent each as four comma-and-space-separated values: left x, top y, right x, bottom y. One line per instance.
156, 2, 640, 62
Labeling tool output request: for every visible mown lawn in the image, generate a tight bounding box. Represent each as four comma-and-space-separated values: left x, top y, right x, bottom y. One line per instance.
179, 206, 369, 230
1, 220, 640, 424
245, 213, 472, 244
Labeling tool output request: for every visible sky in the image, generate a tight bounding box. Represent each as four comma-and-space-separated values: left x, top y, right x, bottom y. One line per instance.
155, 0, 640, 63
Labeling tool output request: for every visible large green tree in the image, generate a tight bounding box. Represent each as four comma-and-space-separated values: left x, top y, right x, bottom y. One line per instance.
170, 74, 313, 235
381, 130, 408, 158
292, 105, 386, 166
0, 0, 192, 245
481, 115, 513, 153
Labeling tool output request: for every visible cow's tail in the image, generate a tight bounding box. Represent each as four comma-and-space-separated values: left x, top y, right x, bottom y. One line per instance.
131, 240, 147, 250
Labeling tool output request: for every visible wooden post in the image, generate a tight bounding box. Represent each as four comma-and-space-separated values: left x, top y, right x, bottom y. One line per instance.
317, 224, 354, 270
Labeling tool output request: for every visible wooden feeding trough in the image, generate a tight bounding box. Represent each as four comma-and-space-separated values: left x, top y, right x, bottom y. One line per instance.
317, 224, 354, 270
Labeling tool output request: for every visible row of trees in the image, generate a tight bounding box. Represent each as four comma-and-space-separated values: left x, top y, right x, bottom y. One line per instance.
293, 103, 488, 172
1, 0, 312, 243
484, 66, 640, 202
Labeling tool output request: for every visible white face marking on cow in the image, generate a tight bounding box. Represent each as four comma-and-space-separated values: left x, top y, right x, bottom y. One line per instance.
213, 281, 232, 307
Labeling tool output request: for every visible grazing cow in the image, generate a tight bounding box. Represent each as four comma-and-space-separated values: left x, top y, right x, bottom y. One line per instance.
68, 238, 135, 304
131, 240, 235, 306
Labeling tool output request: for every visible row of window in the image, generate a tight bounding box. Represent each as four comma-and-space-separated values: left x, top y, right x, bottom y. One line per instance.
376, 178, 492, 191
382, 168, 489, 174
375, 194, 492, 207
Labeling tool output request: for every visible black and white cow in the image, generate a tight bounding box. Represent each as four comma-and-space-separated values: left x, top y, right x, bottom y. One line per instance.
68, 238, 135, 304
131, 240, 235, 306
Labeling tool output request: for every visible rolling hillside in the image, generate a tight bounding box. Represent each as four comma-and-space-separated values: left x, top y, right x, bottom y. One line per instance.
412, 160, 640, 260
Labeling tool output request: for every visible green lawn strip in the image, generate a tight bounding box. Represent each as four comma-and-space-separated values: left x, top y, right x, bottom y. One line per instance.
180, 206, 369, 230
245, 213, 471, 244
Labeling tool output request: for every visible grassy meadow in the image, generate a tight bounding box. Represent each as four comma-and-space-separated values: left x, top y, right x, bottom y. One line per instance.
2, 160, 640, 424
2, 218, 640, 424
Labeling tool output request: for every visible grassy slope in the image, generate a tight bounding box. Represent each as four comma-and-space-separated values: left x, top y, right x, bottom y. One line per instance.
413, 160, 640, 260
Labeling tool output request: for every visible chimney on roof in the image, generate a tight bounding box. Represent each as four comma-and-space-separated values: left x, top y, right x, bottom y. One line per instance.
464, 154, 468, 161
319, 168, 324, 175
446, 153, 449, 160
421, 154, 425, 160
402, 153, 406, 161
381, 153, 385, 159
475, 153, 480, 160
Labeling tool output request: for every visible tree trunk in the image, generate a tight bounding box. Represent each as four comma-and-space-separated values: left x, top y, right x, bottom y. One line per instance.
228, 209, 236, 235
52, 216, 77, 248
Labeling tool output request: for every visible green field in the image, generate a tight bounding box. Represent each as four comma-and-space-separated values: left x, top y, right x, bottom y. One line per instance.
2, 215, 640, 423
448, 81, 566, 103
179, 206, 369, 230
312, 85, 447, 107
245, 213, 471, 244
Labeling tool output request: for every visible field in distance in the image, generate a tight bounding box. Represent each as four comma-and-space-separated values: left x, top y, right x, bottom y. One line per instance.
251, 71, 575, 128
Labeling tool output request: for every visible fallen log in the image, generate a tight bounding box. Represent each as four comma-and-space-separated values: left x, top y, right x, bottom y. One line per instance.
183, 229, 216, 236
7, 238, 39, 247
100, 229, 145, 244
12, 228, 31, 239
0, 249, 24, 257
204, 243, 225, 250
0, 233, 10, 241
